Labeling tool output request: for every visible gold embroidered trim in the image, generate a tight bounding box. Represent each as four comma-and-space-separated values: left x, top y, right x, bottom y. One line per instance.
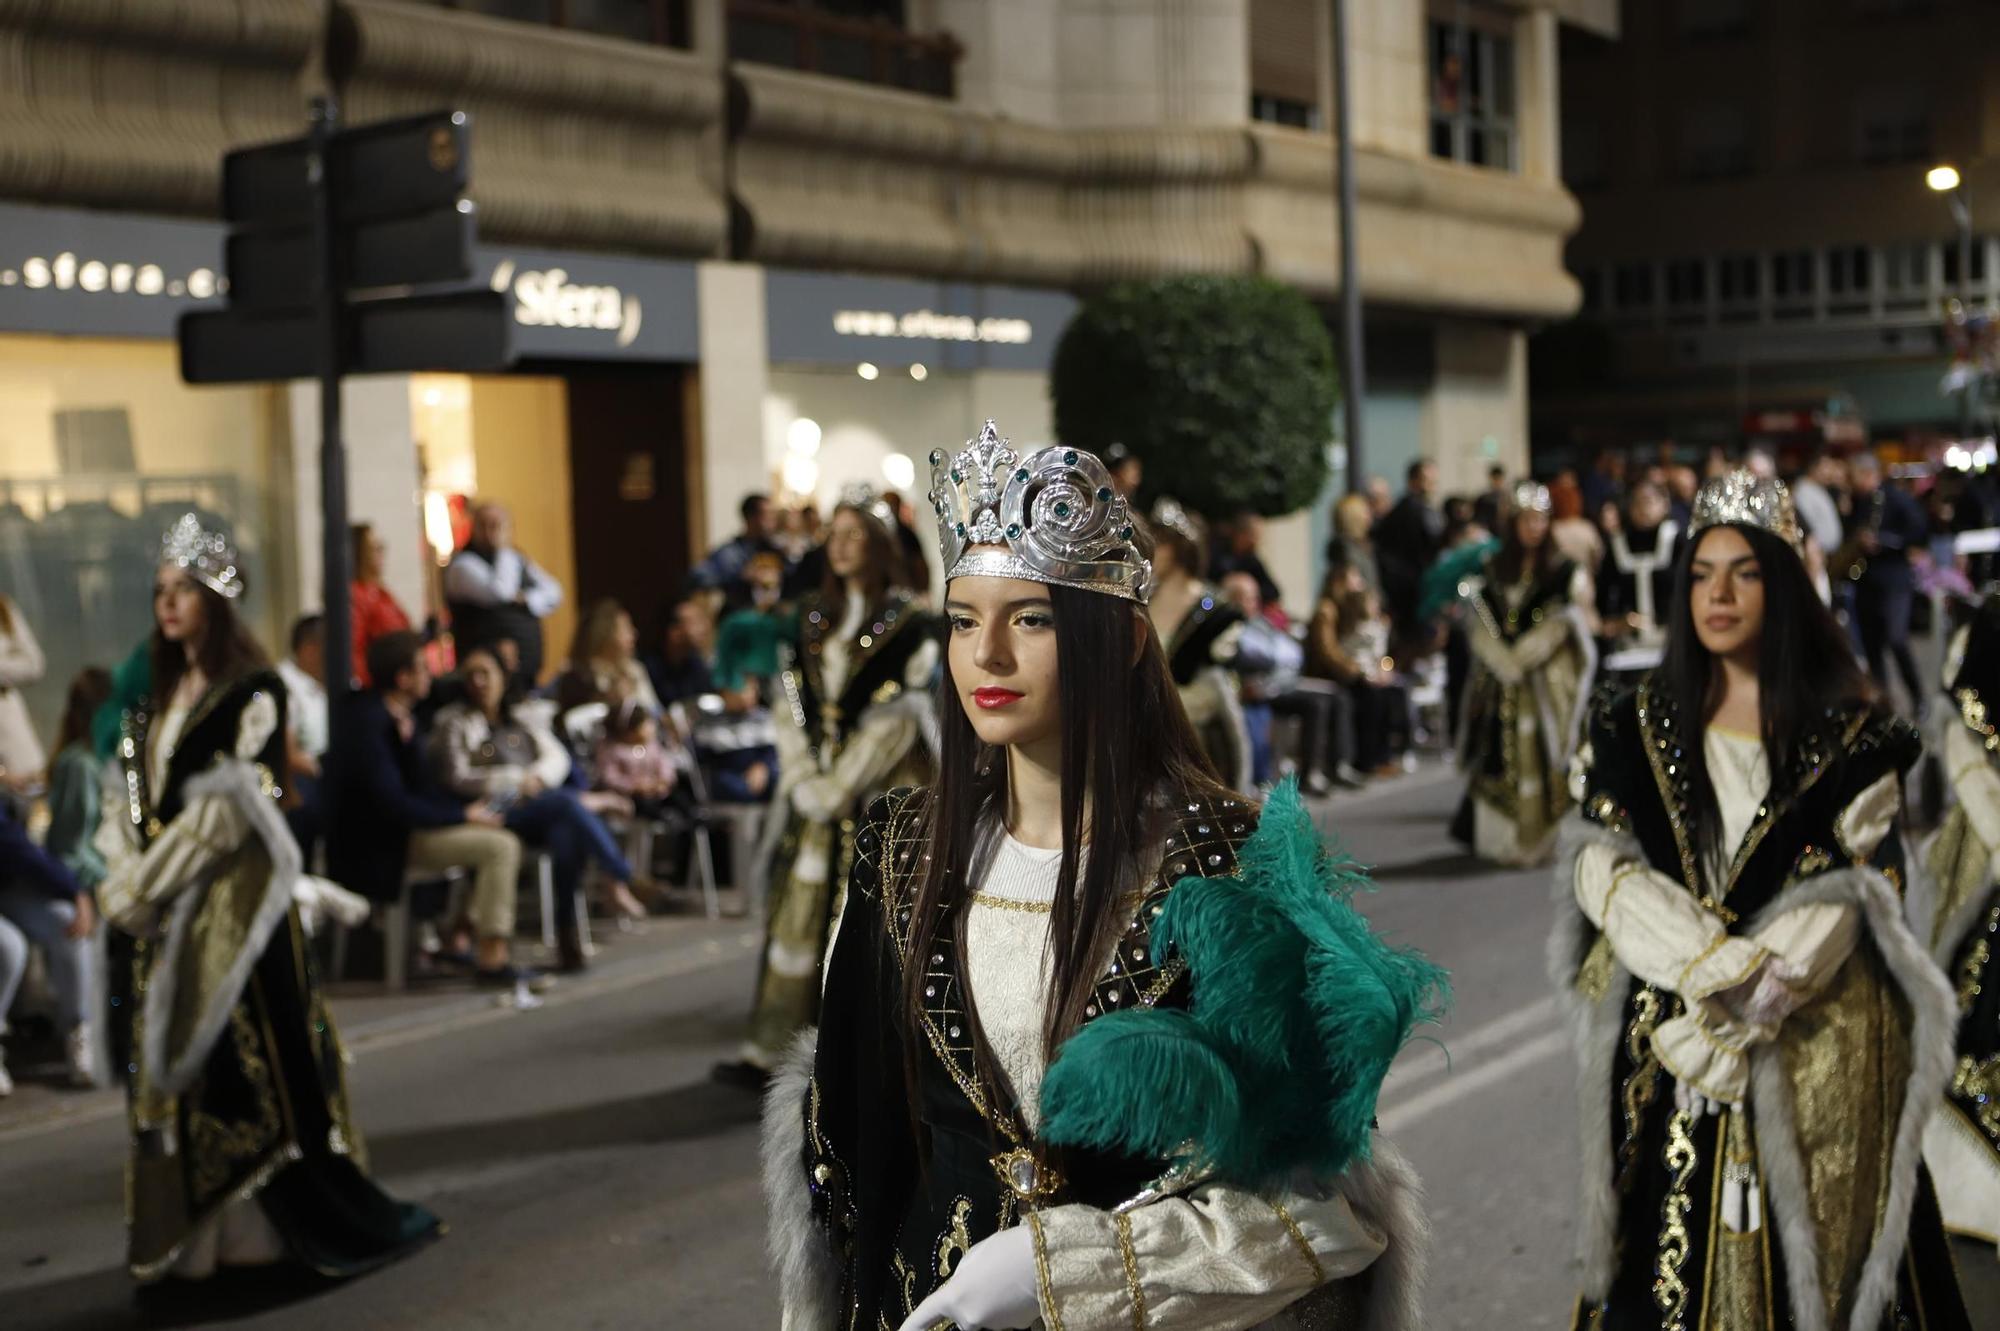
1271, 1198, 1328, 1285
1115, 1211, 1148, 1331
1653, 1109, 1698, 1330
970, 892, 1054, 915
1029, 1210, 1065, 1331
1636, 685, 1702, 897
1619, 987, 1666, 1174
1675, 932, 1733, 995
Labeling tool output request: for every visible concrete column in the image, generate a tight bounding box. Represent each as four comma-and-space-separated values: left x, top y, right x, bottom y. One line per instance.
286, 377, 426, 622
1425, 323, 1527, 495
1056, 0, 1248, 128
696, 261, 772, 556
937, 0, 1061, 124
1516, 10, 1561, 184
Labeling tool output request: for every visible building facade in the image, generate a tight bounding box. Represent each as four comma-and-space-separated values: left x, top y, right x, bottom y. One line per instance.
0, 0, 1604, 727
1538, 0, 2000, 466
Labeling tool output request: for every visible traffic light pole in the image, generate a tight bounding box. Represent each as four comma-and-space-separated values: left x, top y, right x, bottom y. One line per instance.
309, 95, 355, 698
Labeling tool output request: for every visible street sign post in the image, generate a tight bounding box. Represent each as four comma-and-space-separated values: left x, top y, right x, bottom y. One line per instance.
179, 101, 514, 697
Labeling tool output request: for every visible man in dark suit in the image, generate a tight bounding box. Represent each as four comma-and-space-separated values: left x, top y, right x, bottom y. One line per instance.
326, 630, 537, 985
1373, 459, 1445, 636
1846, 454, 1931, 719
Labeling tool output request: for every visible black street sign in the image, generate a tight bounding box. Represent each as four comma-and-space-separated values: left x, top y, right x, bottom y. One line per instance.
179, 290, 511, 383
222, 111, 471, 227
225, 201, 477, 308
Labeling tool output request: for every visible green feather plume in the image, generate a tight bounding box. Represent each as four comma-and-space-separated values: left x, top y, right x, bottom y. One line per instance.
1038, 777, 1449, 1190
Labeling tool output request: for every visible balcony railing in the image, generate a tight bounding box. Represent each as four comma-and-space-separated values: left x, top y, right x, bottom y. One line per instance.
727, 1, 959, 98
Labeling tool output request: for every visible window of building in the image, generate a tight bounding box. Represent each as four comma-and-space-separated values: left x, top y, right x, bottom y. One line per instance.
1717, 254, 1760, 301
1665, 259, 1708, 307
1429, 3, 1517, 171
728, 0, 957, 96
419, 0, 694, 46
1678, 0, 1751, 39
1563, 117, 1606, 190
1678, 104, 1751, 181
1770, 248, 1815, 317
1251, 0, 1323, 131
1855, 87, 1932, 164
1942, 237, 1990, 287
1612, 262, 1655, 311
1825, 246, 1872, 295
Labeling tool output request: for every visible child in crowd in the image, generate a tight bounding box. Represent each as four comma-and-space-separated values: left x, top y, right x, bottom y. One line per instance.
595, 699, 684, 820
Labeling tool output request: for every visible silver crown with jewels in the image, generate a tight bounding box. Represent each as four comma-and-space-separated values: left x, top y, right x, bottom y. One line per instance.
836, 481, 900, 539
928, 421, 1153, 603
1513, 481, 1552, 515
161, 513, 244, 600
1689, 469, 1804, 555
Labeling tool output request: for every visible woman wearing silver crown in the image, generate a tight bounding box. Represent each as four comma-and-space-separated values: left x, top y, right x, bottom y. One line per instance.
717, 486, 941, 1087
763, 425, 1441, 1331
1555, 472, 1969, 1327
1451, 480, 1598, 867
95, 516, 440, 1286
1915, 590, 2000, 1253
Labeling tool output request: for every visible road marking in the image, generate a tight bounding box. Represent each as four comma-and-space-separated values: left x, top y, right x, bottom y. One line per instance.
1377, 1028, 1568, 1135
0, 927, 760, 1146
1387, 995, 1559, 1081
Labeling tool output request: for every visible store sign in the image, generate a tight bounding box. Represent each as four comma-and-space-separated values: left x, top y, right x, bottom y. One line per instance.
0, 201, 226, 338
477, 247, 694, 361
768, 271, 1075, 373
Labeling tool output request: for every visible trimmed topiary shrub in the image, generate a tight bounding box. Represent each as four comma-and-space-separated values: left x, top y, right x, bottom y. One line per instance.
1050, 274, 1338, 517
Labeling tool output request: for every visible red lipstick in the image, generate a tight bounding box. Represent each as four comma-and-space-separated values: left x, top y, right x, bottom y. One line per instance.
972, 687, 1023, 709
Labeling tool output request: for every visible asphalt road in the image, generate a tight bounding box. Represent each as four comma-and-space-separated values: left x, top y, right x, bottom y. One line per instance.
2, 769, 1993, 1329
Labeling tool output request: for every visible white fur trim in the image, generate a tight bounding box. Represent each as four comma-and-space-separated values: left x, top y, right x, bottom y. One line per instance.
1738, 865, 1958, 1331
1203, 664, 1256, 795
1340, 1135, 1431, 1331
763, 1028, 842, 1330
143, 759, 303, 1098
1549, 813, 1642, 1298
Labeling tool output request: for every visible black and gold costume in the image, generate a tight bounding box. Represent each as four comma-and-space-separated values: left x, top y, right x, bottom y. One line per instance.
764, 783, 1427, 1331
100, 670, 438, 1281
1918, 594, 2000, 1249
744, 590, 940, 1067
1162, 590, 1252, 793
1556, 678, 1968, 1328
1454, 553, 1595, 866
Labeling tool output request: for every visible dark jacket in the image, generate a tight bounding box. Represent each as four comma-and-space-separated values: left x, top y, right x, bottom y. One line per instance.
325, 690, 466, 900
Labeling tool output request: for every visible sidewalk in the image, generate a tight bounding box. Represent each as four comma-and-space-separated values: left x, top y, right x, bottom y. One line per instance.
0, 907, 759, 1146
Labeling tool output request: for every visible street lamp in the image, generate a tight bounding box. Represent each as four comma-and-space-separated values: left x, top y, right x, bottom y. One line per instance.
1928, 163, 1973, 304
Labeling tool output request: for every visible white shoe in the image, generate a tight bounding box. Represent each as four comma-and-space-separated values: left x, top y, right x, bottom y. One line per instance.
0, 1051, 13, 1097
65, 1024, 98, 1088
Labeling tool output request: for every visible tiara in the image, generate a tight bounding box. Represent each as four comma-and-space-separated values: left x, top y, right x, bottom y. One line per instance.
836, 482, 899, 539
929, 421, 1153, 603
1150, 496, 1203, 546
1688, 469, 1804, 555
1513, 482, 1552, 515
161, 513, 244, 600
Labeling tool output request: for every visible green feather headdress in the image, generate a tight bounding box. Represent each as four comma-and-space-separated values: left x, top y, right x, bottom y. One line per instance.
1038, 777, 1448, 1191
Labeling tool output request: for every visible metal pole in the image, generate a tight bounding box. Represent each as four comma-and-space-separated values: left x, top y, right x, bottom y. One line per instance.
1331, 0, 1368, 493
309, 95, 355, 698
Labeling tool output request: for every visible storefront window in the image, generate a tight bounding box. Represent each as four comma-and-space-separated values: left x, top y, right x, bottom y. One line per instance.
0, 335, 294, 741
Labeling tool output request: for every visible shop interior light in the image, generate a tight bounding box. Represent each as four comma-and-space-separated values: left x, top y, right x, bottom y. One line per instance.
787, 416, 823, 457
783, 453, 820, 495
1928, 164, 1963, 193
857, 362, 879, 381
882, 452, 917, 490
909, 363, 928, 381
423, 491, 456, 566
423, 387, 443, 408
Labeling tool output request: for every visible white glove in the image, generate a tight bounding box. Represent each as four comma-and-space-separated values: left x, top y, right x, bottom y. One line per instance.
896, 1224, 1040, 1331
789, 775, 843, 824
1672, 1078, 1731, 1119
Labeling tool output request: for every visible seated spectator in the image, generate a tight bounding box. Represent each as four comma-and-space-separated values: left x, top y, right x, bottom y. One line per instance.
1219, 570, 1311, 789
1308, 560, 1412, 778
46, 668, 111, 894
430, 646, 649, 966
714, 552, 786, 708
276, 613, 329, 862
350, 522, 412, 686
644, 595, 718, 708
595, 699, 695, 822
0, 799, 93, 1094
556, 599, 662, 718
326, 630, 539, 989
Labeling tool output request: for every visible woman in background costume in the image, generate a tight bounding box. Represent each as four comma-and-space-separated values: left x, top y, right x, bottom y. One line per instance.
763, 424, 1442, 1330
1146, 496, 1255, 793
716, 485, 939, 1087
1917, 590, 2000, 1251
98, 515, 439, 1286
1454, 482, 1597, 867
1555, 472, 1967, 1328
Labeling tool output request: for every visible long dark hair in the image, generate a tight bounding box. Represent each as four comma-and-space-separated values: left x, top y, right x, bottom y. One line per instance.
1658, 523, 1876, 867
1493, 508, 1560, 585
150, 576, 268, 709
900, 583, 1217, 1118
820, 503, 909, 609
54, 667, 113, 756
